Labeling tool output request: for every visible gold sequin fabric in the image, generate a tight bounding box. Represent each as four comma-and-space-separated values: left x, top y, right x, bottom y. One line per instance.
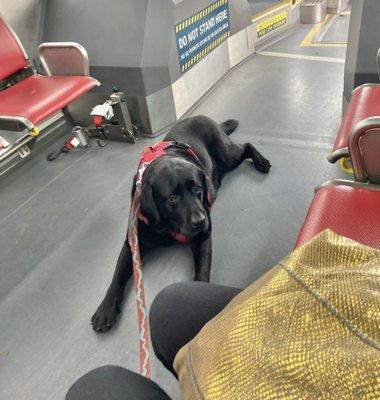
174, 230, 380, 399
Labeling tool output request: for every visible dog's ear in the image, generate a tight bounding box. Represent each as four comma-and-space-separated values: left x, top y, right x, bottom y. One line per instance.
201, 172, 213, 208
140, 182, 160, 225
131, 175, 137, 199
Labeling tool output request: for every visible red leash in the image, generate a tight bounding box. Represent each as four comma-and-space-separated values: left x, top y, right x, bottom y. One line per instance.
128, 141, 212, 377
127, 142, 173, 378
128, 159, 152, 378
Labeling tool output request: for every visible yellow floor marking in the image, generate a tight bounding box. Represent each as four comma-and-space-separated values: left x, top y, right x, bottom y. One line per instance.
300, 15, 347, 48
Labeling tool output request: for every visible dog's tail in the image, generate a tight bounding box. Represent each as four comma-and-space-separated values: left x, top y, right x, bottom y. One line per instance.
220, 119, 239, 135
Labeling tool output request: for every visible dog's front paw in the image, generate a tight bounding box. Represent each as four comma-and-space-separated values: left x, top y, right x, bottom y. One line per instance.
91, 303, 119, 333
254, 156, 271, 174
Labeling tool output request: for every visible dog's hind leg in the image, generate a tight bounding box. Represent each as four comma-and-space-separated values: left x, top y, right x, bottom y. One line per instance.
220, 119, 239, 136
213, 131, 271, 174
240, 143, 271, 173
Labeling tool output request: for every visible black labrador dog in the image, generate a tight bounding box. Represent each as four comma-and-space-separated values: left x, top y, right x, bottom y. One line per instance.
92, 115, 271, 332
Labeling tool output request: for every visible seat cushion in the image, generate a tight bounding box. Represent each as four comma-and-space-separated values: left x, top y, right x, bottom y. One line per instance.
0, 18, 27, 80
0, 74, 98, 126
332, 84, 380, 155
295, 183, 380, 250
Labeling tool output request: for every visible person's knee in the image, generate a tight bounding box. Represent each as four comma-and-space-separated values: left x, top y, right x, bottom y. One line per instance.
149, 283, 184, 339
149, 281, 239, 375
149, 281, 209, 331
66, 366, 171, 400
149, 283, 189, 374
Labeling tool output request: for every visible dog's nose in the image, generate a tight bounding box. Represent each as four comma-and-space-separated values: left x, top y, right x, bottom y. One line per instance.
191, 214, 206, 229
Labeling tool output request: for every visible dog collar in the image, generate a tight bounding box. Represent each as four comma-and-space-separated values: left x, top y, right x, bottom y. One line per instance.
136, 141, 212, 243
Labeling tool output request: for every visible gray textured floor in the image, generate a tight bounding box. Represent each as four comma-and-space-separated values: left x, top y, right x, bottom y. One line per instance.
268, 22, 347, 58
0, 24, 350, 400
319, 14, 350, 43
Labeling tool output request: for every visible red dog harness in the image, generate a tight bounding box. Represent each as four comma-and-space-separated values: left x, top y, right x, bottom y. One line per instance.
136, 141, 212, 243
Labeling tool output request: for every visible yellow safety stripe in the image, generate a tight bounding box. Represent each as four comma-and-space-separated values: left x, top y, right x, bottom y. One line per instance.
175, 0, 228, 33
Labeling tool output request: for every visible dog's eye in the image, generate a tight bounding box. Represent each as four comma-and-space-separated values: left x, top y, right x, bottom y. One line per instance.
168, 194, 178, 202
193, 186, 202, 195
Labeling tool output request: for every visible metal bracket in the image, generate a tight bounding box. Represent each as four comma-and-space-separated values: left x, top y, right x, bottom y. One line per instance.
89, 90, 137, 145
109, 90, 136, 143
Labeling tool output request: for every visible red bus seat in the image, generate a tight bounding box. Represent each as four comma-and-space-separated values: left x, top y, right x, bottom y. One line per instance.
0, 14, 99, 131
0, 74, 97, 127
328, 84, 380, 163
0, 14, 27, 80
295, 180, 380, 250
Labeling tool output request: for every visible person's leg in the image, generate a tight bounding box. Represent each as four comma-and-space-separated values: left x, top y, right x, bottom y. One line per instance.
65, 366, 172, 400
149, 282, 242, 376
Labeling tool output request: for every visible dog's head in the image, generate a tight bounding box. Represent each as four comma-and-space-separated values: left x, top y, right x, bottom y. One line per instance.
139, 157, 211, 238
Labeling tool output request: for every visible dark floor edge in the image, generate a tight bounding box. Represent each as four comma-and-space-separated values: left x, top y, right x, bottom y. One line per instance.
0, 118, 72, 180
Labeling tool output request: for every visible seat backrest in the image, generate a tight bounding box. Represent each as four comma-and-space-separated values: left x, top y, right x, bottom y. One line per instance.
349, 117, 380, 184
357, 128, 380, 184
0, 15, 28, 80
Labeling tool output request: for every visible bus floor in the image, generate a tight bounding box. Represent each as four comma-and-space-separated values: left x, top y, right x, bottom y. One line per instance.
0, 23, 349, 400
